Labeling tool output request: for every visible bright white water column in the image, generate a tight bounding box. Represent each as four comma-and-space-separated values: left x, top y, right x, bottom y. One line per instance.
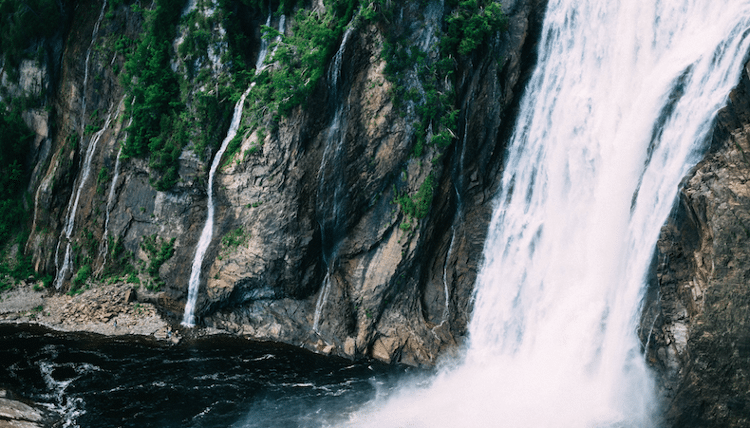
182, 88, 250, 327
344, 0, 750, 426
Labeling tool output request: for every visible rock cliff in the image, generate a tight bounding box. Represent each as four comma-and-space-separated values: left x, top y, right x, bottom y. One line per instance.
3, 0, 750, 425
1, 0, 547, 366
641, 59, 750, 426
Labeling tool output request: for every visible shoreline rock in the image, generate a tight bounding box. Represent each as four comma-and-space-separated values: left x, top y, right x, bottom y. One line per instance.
0, 389, 59, 428
0, 282, 180, 345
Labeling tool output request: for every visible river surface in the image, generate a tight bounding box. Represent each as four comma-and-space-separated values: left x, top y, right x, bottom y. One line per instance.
0, 324, 411, 427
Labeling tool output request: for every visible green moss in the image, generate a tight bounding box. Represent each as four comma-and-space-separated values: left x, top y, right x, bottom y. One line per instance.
103, 236, 137, 279
241, 0, 358, 123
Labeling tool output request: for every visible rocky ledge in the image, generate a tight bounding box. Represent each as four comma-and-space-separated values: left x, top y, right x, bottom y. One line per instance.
0, 389, 59, 428
0, 282, 179, 344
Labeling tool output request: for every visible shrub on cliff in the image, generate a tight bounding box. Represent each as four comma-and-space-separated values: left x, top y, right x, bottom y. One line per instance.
0, 102, 32, 246
121, 0, 187, 190
443, 0, 507, 56
0, 0, 62, 71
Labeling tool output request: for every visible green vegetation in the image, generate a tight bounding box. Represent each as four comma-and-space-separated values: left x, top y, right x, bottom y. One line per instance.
96, 166, 109, 194
0, 0, 63, 73
0, 102, 32, 246
369, 0, 506, 224
140, 234, 176, 289
238, 0, 359, 131
221, 227, 249, 251
395, 173, 436, 231
262, 3, 354, 117
117, 0, 368, 188
121, 0, 188, 190
69, 264, 92, 295
0, 100, 35, 289
103, 235, 137, 280
120, 0, 257, 187
65, 227, 100, 295
443, 0, 507, 56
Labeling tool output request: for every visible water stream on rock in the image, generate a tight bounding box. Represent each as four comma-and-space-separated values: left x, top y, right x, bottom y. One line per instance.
255, 13, 273, 71
342, 0, 750, 426
182, 89, 251, 327
98, 145, 123, 267
97, 100, 129, 269
313, 27, 354, 334
54, 111, 114, 289
53, 0, 108, 289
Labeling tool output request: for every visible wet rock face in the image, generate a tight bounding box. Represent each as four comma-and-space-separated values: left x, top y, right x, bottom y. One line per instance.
15, 0, 547, 365
0, 390, 59, 428
642, 60, 750, 427
198, 1, 548, 364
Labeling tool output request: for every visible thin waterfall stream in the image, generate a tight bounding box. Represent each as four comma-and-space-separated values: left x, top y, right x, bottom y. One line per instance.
344, 0, 750, 426
312, 27, 354, 334
255, 13, 272, 71
52, 0, 108, 289
182, 88, 251, 327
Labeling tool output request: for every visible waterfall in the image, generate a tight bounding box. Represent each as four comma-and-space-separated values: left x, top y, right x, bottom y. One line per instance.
344, 0, 750, 426
97, 145, 123, 267
80, 0, 107, 131
255, 13, 273, 71
312, 27, 354, 333
52, 1, 110, 289
182, 88, 251, 327
53, 111, 115, 289
255, 13, 286, 73
278, 15, 286, 36
440, 226, 456, 322
103, 146, 122, 238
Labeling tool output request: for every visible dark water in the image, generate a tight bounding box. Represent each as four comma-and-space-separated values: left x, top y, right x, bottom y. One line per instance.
0, 324, 412, 427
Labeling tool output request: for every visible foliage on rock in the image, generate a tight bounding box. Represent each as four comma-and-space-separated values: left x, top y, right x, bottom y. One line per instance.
0, 0, 62, 72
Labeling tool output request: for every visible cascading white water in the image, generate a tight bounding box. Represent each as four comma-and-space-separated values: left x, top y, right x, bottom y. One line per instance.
255, 13, 273, 71
278, 15, 286, 37
255, 13, 286, 73
440, 226, 456, 322
80, 0, 107, 130
312, 27, 354, 333
53, 112, 115, 289
97, 145, 123, 266
342, 0, 750, 426
182, 88, 251, 327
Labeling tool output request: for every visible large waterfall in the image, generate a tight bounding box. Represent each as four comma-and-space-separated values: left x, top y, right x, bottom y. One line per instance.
345, 0, 750, 426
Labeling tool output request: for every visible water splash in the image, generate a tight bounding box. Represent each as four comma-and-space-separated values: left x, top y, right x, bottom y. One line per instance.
182, 88, 251, 327
342, 0, 750, 426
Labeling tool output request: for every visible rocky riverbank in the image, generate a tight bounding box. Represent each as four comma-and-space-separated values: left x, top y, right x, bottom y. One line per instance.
0, 282, 179, 344
0, 389, 59, 428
